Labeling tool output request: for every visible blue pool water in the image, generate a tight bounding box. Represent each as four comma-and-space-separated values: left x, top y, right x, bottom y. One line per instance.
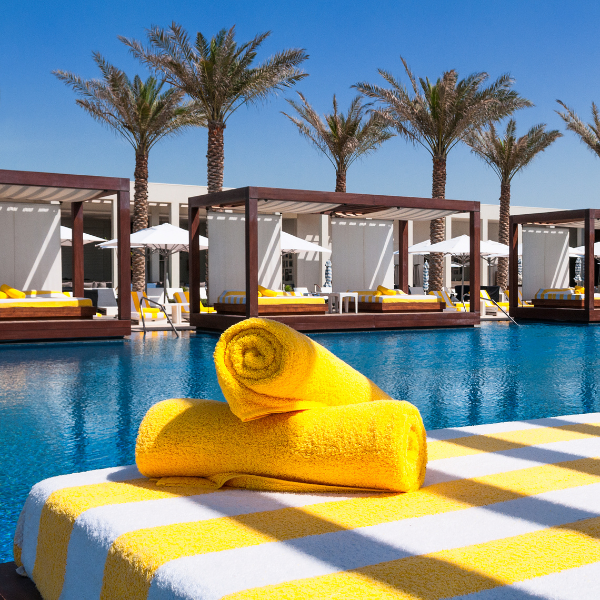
2, 322, 600, 561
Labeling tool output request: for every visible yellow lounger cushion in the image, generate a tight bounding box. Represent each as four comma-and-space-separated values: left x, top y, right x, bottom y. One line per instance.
1, 284, 26, 299
377, 285, 405, 295
214, 317, 391, 421
218, 294, 324, 305
358, 294, 439, 303
136, 397, 427, 493
351, 290, 382, 296
0, 291, 6, 300
257, 285, 278, 297
0, 298, 92, 308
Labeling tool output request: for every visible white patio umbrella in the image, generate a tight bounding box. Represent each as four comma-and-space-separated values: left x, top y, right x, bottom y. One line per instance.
427, 235, 510, 300
99, 223, 209, 288
60, 226, 105, 247
280, 231, 330, 254
570, 242, 600, 257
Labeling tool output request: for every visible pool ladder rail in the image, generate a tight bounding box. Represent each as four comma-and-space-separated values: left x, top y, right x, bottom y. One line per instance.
139, 297, 180, 337
481, 295, 518, 325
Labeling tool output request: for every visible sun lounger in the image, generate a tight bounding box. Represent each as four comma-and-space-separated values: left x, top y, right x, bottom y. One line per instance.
532, 288, 600, 308
352, 287, 443, 312
214, 289, 327, 315
506, 289, 532, 307
0, 287, 94, 320
131, 291, 168, 322
173, 291, 215, 317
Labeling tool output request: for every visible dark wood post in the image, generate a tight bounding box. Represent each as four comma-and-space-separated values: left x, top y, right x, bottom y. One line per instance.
470, 210, 481, 313
509, 216, 518, 312
189, 205, 201, 317
116, 189, 131, 321
71, 201, 84, 298
584, 209, 595, 316
398, 220, 409, 293
245, 195, 259, 318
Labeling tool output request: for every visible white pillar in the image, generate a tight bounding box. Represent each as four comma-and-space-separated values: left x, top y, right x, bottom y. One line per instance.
444, 216, 453, 289
169, 201, 180, 289
319, 215, 329, 287
149, 206, 160, 283
481, 215, 489, 286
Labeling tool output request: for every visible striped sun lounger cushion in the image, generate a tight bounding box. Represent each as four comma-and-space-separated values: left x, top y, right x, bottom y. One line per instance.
217, 292, 325, 305
0, 297, 92, 308
534, 288, 600, 300
15, 412, 600, 599
356, 294, 440, 303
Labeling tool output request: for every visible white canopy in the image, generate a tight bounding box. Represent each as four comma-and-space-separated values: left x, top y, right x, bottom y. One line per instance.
570, 243, 600, 257
60, 226, 105, 247
280, 231, 330, 254
98, 223, 208, 252
426, 235, 510, 256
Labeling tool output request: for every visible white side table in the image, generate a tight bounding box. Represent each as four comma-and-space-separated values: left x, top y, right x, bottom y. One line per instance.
321, 292, 358, 314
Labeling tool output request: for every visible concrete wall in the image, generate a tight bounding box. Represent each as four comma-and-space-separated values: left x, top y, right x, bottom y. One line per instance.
331, 218, 394, 292
207, 212, 282, 304
522, 226, 570, 300
0, 202, 61, 290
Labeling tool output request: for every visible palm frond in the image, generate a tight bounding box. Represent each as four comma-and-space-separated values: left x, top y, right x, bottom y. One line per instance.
121, 24, 308, 124
354, 57, 531, 158
465, 118, 561, 182
556, 100, 600, 158
53, 53, 204, 152
282, 92, 393, 172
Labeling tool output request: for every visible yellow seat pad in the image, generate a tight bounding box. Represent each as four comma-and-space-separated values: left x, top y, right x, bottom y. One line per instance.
0, 297, 92, 308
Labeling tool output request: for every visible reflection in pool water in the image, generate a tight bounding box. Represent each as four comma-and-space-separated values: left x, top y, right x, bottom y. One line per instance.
1, 323, 600, 561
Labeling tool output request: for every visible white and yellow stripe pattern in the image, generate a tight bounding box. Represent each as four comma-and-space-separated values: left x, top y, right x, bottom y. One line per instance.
217, 291, 325, 306
14, 413, 600, 599
356, 294, 440, 304
534, 288, 583, 300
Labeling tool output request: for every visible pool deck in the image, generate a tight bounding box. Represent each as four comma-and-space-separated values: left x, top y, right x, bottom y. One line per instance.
2, 411, 599, 599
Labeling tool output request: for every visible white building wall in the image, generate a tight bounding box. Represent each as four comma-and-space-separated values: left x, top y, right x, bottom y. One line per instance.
331, 218, 394, 292
522, 226, 570, 301
207, 212, 282, 304
0, 203, 61, 290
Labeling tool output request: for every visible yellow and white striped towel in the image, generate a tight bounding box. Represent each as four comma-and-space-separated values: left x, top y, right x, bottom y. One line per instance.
14, 412, 600, 599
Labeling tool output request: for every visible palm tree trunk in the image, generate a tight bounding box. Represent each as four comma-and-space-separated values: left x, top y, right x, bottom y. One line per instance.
429, 156, 447, 292
132, 150, 149, 293
497, 181, 511, 289
207, 120, 226, 194
205, 120, 226, 303
335, 168, 347, 193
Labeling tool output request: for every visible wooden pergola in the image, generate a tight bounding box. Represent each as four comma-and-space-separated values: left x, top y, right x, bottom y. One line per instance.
189, 187, 481, 332
0, 169, 131, 341
510, 209, 600, 322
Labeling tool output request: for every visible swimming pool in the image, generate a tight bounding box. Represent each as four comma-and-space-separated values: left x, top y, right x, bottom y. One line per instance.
1, 322, 600, 562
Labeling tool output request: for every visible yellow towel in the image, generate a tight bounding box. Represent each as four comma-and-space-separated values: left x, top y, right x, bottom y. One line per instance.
214, 317, 392, 421
136, 398, 427, 493
1, 284, 26, 299
377, 285, 404, 295
0, 291, 6, 299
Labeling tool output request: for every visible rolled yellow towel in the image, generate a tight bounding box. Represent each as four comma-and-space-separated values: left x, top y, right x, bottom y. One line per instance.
136, 398, 427, 493
214, 317, 391, 421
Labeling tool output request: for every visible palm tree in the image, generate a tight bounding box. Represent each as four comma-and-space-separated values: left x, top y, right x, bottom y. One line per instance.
355, 58, 531, 291
54, 53, 202, 292
121, 24, 308, 194
465, 120, 561, 288
282, 93, 393, 192
556, 100, 600, 159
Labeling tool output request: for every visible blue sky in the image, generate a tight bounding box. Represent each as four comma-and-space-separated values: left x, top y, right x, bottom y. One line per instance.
1, 0, 599, 208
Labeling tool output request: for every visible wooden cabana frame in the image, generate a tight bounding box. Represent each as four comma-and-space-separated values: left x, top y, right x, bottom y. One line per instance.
510, 209, 599, 322
0, 169, 131, 341
188, 187, 481, 332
